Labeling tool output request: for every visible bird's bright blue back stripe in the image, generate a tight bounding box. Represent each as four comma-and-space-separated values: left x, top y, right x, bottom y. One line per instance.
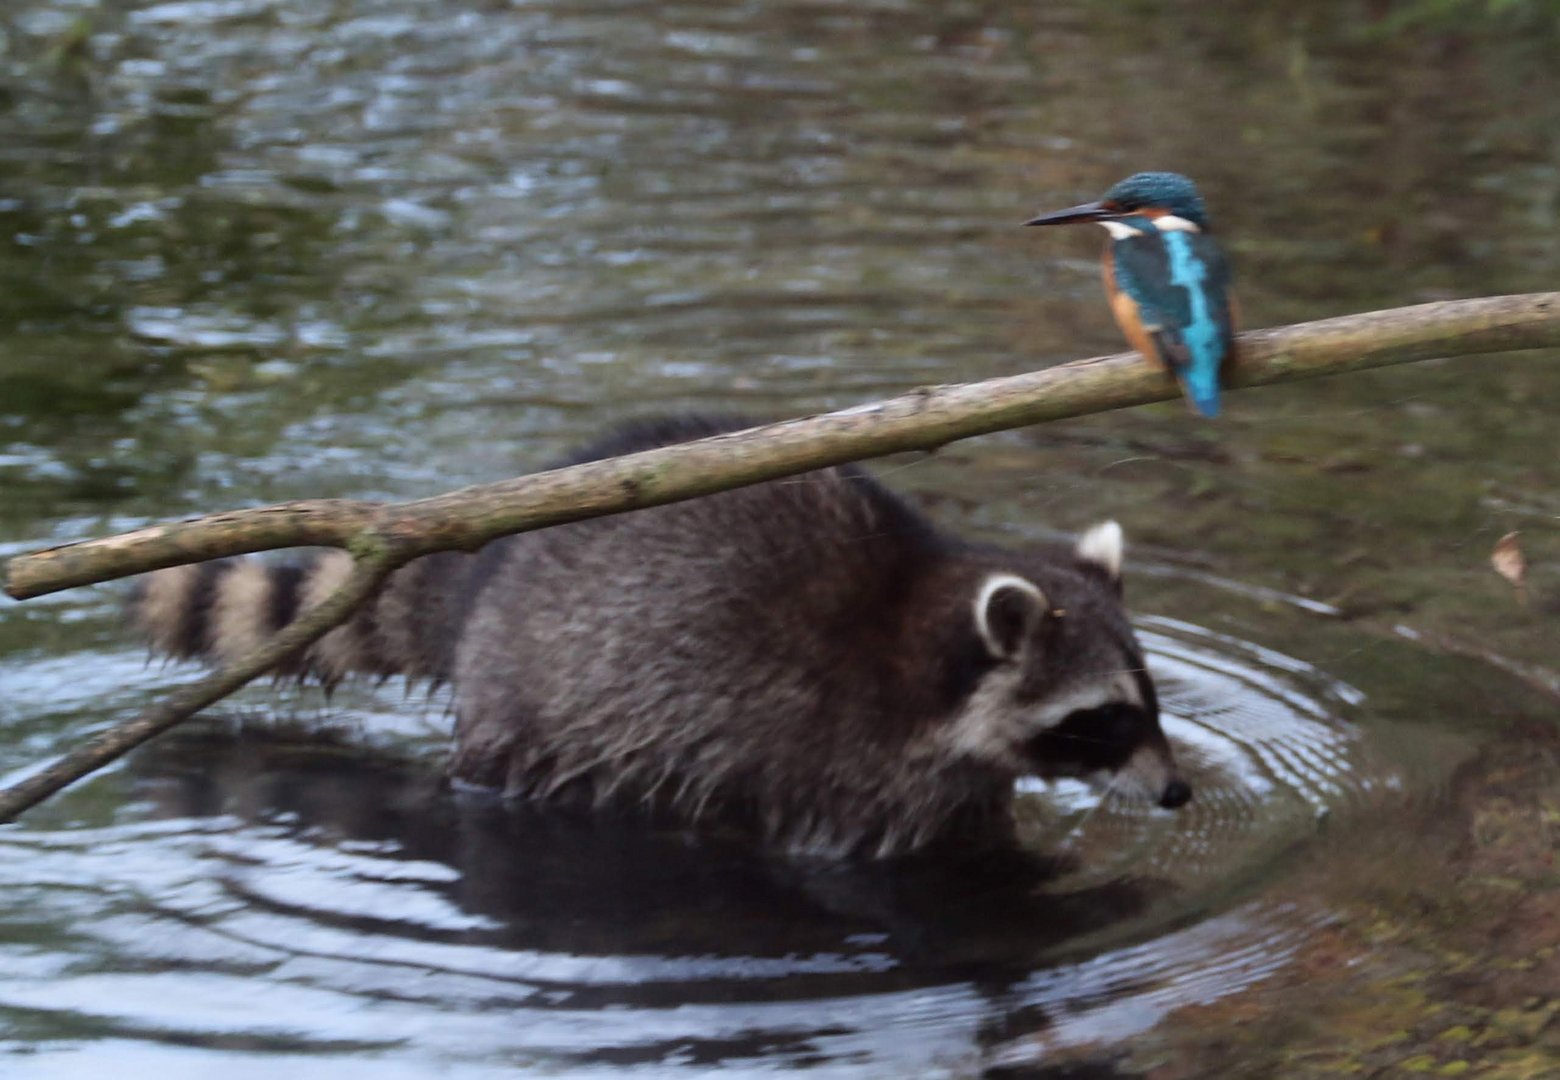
1161, 231, 1223, 414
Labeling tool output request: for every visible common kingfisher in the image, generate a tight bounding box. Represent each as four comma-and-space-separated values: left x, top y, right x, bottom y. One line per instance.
1025, 172, 1235, 417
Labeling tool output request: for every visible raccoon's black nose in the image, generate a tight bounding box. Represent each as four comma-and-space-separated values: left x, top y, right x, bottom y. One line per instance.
1159, 779, 1192, 809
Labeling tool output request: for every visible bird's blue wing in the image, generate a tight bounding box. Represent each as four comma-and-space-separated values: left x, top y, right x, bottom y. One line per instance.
1112, 231, 1234, 416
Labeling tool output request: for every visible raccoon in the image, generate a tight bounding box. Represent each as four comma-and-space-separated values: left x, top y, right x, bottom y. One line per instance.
129, 415, 1190, 857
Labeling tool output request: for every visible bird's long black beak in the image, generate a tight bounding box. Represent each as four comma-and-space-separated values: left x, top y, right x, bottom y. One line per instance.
1022, 200, 1114, 227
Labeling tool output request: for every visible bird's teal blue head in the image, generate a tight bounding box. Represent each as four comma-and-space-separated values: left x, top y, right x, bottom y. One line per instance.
1024, 171, 1211, 230
1099, 172, 1209, 228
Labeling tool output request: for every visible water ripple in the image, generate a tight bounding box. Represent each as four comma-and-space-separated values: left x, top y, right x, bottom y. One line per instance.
0, 619, 1410, 1074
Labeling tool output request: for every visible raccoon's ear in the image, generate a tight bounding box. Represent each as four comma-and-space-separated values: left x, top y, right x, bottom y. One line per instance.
1076, 520, 1124, 583
974, 573, 1047, 660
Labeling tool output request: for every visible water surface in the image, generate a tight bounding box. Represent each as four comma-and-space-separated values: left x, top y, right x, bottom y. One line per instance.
1, 1, 1556, 1076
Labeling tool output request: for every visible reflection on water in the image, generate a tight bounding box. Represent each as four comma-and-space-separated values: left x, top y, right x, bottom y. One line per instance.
1, 0, 1557, 1074
0, 619, 1453, 1075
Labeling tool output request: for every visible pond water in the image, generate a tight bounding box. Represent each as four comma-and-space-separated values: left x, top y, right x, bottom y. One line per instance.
1, 1, 1556, 1076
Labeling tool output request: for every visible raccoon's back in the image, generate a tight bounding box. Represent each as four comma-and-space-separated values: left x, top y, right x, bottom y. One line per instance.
463, 415, 942, 662
447, 424, 956, 798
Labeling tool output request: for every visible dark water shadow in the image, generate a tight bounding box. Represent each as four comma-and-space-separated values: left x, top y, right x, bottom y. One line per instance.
136, 728, 1173, 975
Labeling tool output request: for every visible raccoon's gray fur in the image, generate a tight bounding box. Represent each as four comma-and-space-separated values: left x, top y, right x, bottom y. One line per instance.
129, 415, 1189, 857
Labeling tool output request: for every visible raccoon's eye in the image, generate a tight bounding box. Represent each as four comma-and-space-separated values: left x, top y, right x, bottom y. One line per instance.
1024, 703, 1145, 773
1097, 704, 1146, 749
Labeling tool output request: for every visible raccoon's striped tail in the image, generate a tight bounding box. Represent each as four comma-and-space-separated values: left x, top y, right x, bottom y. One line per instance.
128, 550, 465, 686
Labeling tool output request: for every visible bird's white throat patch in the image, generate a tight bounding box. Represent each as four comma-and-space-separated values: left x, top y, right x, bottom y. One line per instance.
1098, 215, 1201, 240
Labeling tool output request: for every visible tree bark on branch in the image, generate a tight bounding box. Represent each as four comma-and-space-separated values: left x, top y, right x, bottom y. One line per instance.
0, 291, 1556, 821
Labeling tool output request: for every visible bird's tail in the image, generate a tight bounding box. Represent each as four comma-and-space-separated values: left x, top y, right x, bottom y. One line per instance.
1177, 369, 1222, 418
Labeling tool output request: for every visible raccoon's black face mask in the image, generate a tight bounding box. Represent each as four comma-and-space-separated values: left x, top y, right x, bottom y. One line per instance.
1022, 701, 1189, 809
1028, 698, 1155, 776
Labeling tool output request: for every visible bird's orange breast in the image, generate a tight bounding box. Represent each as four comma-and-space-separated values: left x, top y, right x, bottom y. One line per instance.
1101, 249, 1163, 368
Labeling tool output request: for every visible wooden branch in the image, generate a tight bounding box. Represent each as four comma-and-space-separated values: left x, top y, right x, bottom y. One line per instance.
9, 499, 388, 586
0, 551, 404, 822
9, 294, 1557, 601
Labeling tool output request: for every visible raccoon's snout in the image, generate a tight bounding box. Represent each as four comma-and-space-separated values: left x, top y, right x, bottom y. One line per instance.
1158, 778, 1193, 809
